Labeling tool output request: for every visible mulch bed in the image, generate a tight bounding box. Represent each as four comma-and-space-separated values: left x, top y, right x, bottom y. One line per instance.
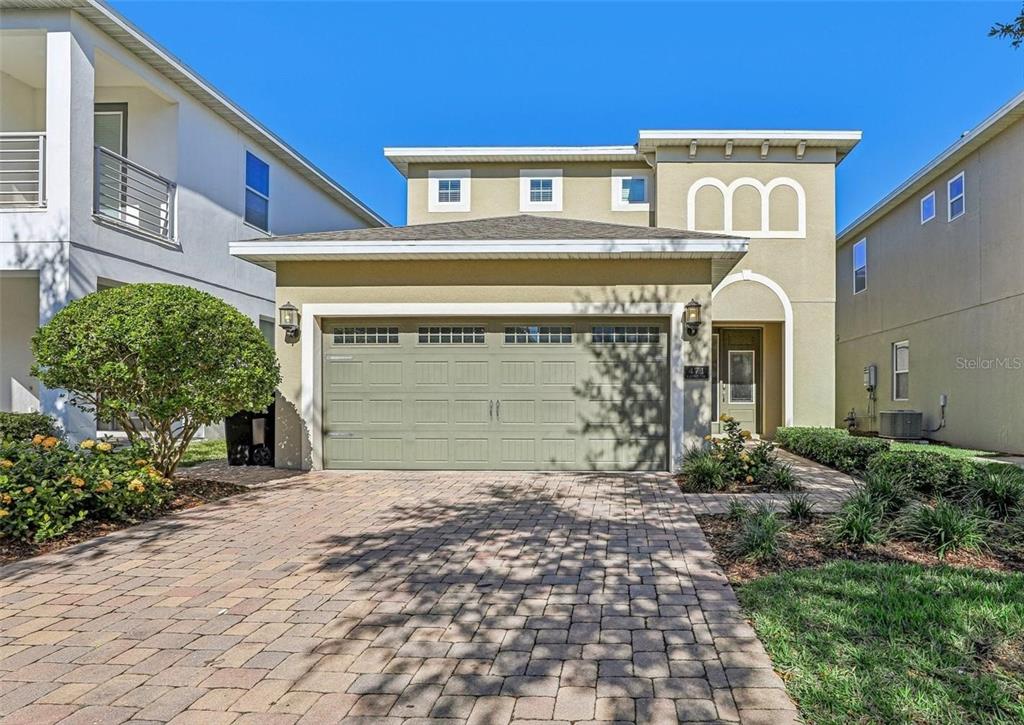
0, 478, 249, 565
699, 514, 1024, 584
676, 476, 801, 494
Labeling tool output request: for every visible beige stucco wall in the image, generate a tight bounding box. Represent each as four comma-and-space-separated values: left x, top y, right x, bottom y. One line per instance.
836, 117, 1024, 453
654, 149, 838, 427
274, 258, 714, 469
406, 162, 652, 226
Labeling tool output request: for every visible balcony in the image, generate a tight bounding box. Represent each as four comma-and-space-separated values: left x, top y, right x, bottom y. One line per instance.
0, 133, 46, 209
93, 145, 176, 244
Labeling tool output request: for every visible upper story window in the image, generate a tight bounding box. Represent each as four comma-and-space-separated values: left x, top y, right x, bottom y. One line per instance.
948, 172, 965, 221
529, 178, 553, 203
245, 151, 270, 232
853, 238, 867, 294
428, 169, 471, 212
611, 170, 650, 212
920, 191, 935, 224
519, 169, 562, 212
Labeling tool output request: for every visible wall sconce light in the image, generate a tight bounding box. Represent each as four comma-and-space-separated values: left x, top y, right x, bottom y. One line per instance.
684, 298, 702, 337
278, 301, 299, 341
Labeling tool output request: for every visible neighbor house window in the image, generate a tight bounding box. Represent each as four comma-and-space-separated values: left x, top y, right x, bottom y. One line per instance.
504, 325, 572, 344
611, 170, 651, 212
920, 191, 935, 224
245, 152, 270, 231
948, 172, 965, 221
853, 238, 867, 294
893, 341, 909, 401
519, 169, 562, 212
418, 326, 485, 344
428, 169, 471, 212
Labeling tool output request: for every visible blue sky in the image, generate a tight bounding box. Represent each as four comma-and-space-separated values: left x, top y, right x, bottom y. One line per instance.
112, 1, 1024, 227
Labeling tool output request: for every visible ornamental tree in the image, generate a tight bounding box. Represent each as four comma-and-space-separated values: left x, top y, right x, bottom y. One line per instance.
32, 283, 280, 477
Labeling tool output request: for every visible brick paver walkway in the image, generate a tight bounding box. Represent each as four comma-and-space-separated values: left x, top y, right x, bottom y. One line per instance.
0, 471, 797, 724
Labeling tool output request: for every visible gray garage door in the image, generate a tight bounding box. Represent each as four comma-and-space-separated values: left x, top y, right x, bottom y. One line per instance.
321, 318, 668, 470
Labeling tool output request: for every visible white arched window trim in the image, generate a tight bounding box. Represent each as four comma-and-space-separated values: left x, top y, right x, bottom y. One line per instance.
712, 270, 794, 425
686, 176, 806, 238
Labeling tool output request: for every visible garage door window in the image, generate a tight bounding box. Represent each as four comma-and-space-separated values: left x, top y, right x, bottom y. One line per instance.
333, 326, 399, 344
504, 325, 573, 344
592, 325, 660, 344
418, 326, 485, 344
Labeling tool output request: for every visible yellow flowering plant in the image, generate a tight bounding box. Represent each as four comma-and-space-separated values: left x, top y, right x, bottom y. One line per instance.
0, 436, 172, 542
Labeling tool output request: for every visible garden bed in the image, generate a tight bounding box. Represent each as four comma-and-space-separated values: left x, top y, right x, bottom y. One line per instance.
0, 476, 248, 564
699, 513, 1024, 584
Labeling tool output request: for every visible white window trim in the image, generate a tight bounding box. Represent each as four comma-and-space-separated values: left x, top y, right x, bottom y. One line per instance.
852, 238, 867, 295
920, 191, 935, 224
428, 169, 471, 213
892, 340, 909, 402
519, 169, 563, 212
244, 149, 271, 233
611, 169, 651, 212
947, 171, 965, 221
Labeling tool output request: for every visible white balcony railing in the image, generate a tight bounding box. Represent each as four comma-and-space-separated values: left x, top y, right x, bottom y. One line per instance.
94, 145, 176, 243
0, 133, 45, 208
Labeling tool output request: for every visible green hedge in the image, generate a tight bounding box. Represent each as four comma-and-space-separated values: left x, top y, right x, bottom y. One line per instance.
0, 412, 58, 442
866, 449, 987, 496
774, 427, 890, 473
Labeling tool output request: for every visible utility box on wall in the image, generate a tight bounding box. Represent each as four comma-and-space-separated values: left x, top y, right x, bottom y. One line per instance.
879, 410, 923, 440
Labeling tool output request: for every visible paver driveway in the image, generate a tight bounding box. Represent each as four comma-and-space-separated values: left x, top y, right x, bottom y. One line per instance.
0, 471, 796, 724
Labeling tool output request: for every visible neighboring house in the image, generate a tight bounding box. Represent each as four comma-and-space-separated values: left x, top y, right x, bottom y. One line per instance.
232, 130, 860, 471
836, 90, 1024, 454
0, 0, 384, 440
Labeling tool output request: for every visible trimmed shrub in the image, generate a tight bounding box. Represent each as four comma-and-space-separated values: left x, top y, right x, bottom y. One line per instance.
899, 499, 988, 558
679, 446, 726, 492
828, 489, 887, 545
32, 283, 280, 477
774, 427, 889, 473
786, 494, 815, 524
866, 450, 985, 497
966, 467, 1024, 519
0, 436, 172, 542
730, 502, 786, 561
0, 412, 58, 442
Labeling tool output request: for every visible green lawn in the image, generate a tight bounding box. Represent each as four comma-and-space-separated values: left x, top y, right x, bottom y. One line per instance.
892, 441, 996, 459
179, 439, 227, 467
738, 561, 1024, 724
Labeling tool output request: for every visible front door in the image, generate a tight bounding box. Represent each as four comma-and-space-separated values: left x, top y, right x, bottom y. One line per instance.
717, 328, 761, 433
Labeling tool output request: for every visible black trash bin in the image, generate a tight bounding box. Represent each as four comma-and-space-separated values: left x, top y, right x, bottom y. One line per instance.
225, 401, 275, 466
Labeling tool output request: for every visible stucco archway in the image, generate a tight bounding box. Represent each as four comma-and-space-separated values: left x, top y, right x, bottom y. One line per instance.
712, 270, 794, 425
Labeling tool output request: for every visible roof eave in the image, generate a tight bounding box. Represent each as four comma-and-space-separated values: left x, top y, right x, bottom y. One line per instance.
838, 89, 1024, 245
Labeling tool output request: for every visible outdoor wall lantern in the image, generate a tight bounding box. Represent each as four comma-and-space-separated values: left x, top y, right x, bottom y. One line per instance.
684, 298, 703, 337
278, 301, 300, 341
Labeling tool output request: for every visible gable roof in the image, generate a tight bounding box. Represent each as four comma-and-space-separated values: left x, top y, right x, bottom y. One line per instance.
7, 0, 385, 227
839, 89, 1024, 246
229, 215, 749, 285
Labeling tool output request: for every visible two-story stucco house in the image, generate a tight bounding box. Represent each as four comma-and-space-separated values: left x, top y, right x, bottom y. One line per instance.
232, 130, 860, 471
0, 0, 383, 440
836, 90, 1024, 454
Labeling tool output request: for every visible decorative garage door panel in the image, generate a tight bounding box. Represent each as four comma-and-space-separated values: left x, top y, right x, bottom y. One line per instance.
321, 319, 668, 470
